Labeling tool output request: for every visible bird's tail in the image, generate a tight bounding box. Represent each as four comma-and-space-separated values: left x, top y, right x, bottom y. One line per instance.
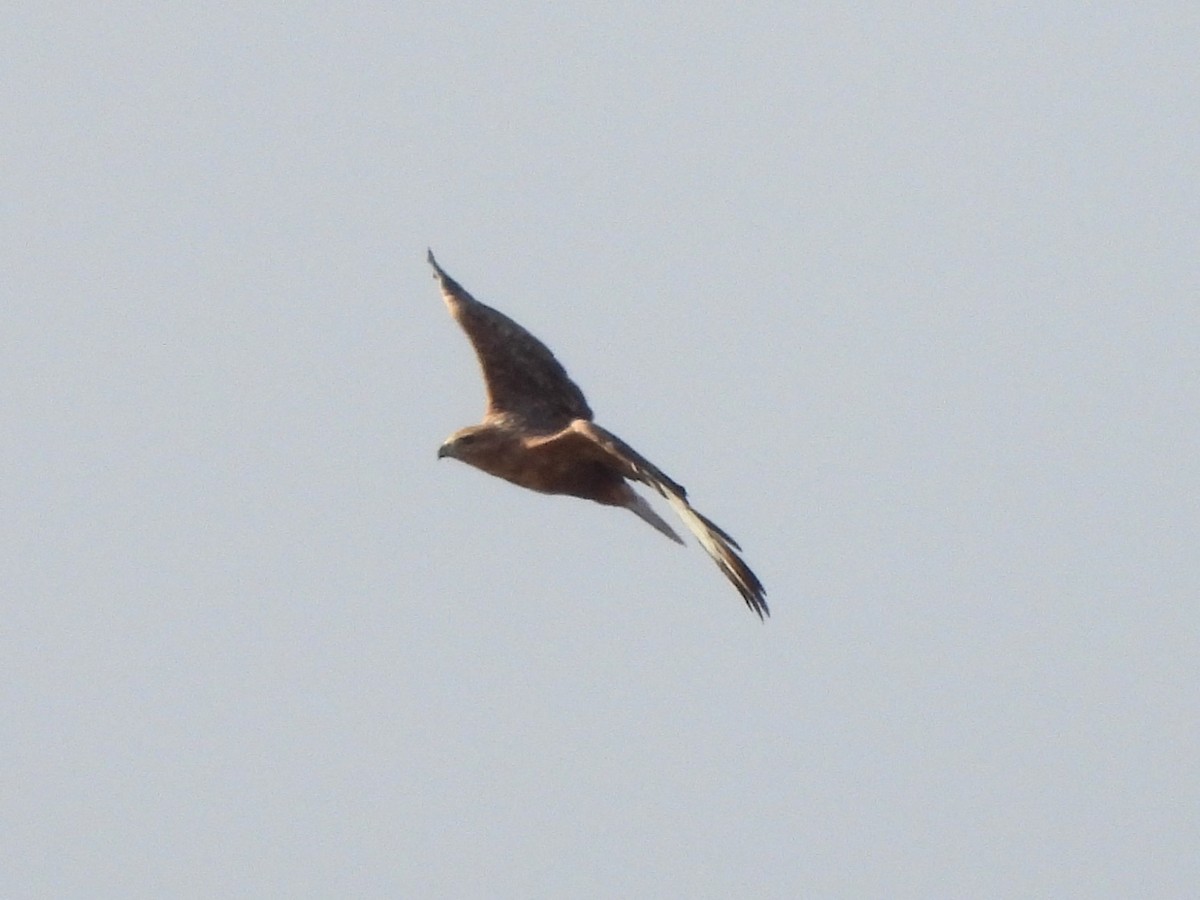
628, 492, 684, 545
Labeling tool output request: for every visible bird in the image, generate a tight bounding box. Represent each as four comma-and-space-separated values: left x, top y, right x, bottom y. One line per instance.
429, 250, 768, 618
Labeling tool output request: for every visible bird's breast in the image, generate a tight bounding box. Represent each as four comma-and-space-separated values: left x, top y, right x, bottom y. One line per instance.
498, 455, 620, 503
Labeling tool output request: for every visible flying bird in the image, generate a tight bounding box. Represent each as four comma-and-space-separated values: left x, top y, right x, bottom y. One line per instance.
430, 250, 768, 618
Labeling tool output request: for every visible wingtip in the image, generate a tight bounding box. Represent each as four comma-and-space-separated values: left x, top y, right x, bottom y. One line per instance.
426, 248, 443, 278
740, 578, 769, 619
746, 578, 769, 619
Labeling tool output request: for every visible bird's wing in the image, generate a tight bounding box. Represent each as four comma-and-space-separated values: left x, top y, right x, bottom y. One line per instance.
428, 251, 592, 431
533, 420, 769, 618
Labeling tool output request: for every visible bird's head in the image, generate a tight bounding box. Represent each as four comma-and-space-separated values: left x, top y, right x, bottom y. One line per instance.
437, 424, 510, 469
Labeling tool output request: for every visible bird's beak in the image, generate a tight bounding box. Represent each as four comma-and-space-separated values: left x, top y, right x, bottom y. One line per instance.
437, 442, 451, 460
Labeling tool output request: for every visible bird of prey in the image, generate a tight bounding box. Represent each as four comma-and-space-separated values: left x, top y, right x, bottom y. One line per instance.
430, 251, 768, 618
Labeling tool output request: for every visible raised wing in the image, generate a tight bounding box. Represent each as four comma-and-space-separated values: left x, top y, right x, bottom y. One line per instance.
536, 420, 769, 618
428, 250, 592, 431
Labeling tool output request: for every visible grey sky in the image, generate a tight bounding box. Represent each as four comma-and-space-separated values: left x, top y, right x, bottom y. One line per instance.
4, 4, 1197, 897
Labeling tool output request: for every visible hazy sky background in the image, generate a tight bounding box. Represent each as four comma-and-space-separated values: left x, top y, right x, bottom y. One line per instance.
4, 4, 1197, 897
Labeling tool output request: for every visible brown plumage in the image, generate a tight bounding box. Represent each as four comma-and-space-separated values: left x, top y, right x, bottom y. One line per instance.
430, 250, 768, 618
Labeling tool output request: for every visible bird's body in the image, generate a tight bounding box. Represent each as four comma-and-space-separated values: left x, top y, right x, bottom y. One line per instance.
430, 251, 768, 618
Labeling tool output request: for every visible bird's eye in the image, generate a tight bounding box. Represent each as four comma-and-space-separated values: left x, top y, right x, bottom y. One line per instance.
458, 433, 477, 445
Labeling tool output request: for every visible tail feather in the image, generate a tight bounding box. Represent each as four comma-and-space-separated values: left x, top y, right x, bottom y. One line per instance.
627, 492, 684, 544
